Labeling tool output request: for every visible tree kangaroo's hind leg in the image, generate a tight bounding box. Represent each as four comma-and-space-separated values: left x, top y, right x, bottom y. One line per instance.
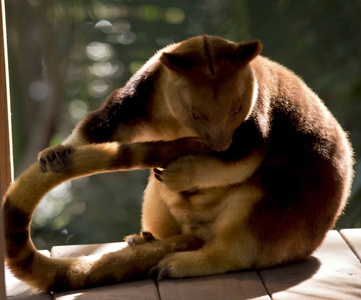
154, 184, 263, 278
81, 234, 204, 289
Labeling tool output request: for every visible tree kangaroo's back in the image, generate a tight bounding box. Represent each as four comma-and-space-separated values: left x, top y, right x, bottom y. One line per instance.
3, 35, 354, 292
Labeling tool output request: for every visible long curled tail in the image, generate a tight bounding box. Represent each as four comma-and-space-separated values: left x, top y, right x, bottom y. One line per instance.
2, 138, 208, 292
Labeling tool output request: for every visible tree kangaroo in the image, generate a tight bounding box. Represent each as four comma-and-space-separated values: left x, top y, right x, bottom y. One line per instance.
3, 35, 354, 292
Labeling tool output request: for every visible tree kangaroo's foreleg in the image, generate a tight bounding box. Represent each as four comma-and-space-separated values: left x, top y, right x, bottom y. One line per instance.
38, 79, 156, 172
154, 147, 265, 192
3, 138, 209, 292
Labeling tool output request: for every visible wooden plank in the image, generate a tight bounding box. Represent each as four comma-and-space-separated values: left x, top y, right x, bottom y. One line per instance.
54, 280, 159, 300
5, 251, 52, 299
259, 230, 361, 300
157, 272, 270, 300
340, 228, 361, 261
52, 242, 159, 300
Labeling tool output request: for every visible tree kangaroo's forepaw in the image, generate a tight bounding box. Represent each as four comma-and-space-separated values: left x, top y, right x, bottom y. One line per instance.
38, 145, 75, 172
125, 231, 155, 247
153, 157, 195, 192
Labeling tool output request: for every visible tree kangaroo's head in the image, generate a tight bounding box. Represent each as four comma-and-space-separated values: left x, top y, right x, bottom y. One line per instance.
161, 35, 262, 151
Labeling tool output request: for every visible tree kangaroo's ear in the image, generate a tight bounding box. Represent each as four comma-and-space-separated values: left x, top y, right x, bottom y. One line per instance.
160, 52, 194, 72
232, 40, 263, 65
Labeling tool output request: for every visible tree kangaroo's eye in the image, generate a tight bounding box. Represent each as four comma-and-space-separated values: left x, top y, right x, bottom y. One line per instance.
193, 113, 201, 120
233, 106, 242, 115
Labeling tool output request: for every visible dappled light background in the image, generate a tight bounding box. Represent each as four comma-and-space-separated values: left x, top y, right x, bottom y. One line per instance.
5, 0, 361, 249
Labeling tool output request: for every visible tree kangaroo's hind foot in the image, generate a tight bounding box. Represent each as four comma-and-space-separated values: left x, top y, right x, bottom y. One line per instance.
125, 231, 156, 247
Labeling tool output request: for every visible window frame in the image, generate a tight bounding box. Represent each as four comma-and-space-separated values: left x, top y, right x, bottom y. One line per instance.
0, 0, 14, 297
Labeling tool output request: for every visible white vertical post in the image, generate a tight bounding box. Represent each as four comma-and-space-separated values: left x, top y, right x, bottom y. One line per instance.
0, 0, 14, 298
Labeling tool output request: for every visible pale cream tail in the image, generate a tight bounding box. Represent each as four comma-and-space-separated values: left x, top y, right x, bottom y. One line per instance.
2, 138, 207, 291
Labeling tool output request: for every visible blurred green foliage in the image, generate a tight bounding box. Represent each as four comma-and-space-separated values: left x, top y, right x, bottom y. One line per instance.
5, 0, 361, 249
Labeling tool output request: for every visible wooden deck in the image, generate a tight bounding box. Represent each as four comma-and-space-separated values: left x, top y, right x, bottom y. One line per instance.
5, 229, 361, 299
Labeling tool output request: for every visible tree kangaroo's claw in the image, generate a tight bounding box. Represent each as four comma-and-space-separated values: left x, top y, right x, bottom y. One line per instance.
147, 266, 159, 279
147, 266, 171, 280
153, 168, 163, 182
45, 155, 57, 172
141, 231, 155, 242
55, 151, 65, 166
127, 238, 136, 247
39, 158, 48, 172
157, 267, 171, 280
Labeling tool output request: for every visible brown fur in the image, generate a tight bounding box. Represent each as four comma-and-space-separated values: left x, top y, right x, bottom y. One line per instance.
3, 35, 353, 291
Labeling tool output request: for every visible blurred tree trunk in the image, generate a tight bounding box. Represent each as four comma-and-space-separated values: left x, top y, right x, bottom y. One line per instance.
19, 1, 64, 172
6, 0, 73, 175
